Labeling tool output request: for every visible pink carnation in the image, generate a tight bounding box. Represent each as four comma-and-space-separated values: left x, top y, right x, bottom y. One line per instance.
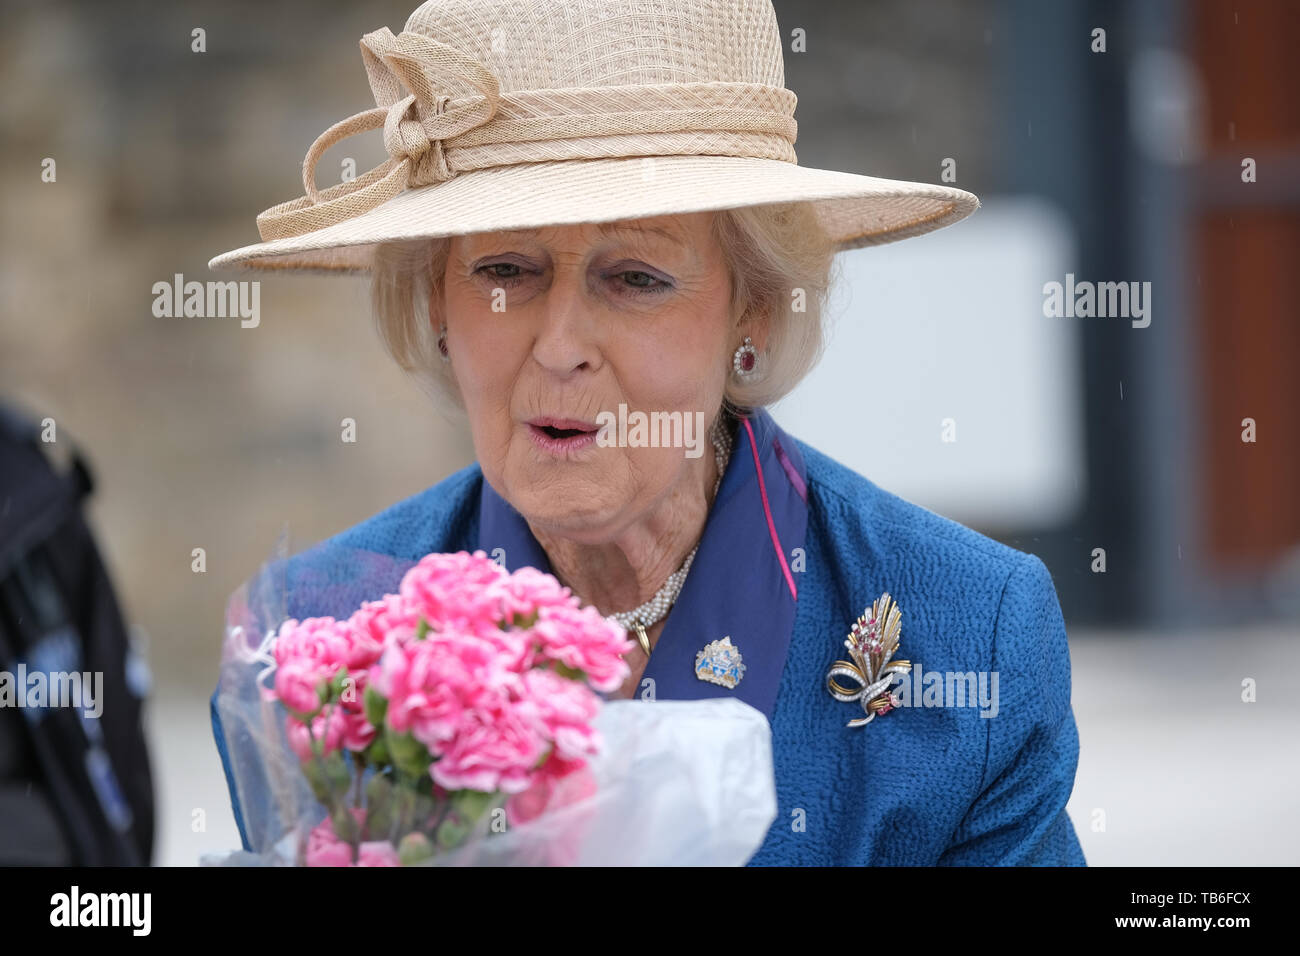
518, 667, 603, 763
398, 551, 509, 634
505, 758, 598, 828
275, 660, 328, 716
303, 808, 366, 867
492, 565, 580, 620
430, 690, 549, 794
372, 626, 514, 746
286, 711, 344, 760
285, 694, 376, 759
342, 599, 394, 670
303, 809, 398, 867
336, 697, 378, 752
462, 616, 538, 671
530, 604, 634, 692
304, 822, 353, 867
356, 841, 401, 867
271, 614, 385, 718
273, 616, 352, 675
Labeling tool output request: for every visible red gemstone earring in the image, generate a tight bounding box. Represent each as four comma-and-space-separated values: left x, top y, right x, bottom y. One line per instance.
732, 335, 757, 376
436, 325, 450, 361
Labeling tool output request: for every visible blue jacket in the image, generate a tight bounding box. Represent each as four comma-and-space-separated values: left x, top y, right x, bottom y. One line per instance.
211, 407, 1086, 865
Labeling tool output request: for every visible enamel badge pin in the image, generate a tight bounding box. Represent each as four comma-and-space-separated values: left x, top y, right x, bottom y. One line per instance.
696, 636, 745, 689
826, 593, 913, 727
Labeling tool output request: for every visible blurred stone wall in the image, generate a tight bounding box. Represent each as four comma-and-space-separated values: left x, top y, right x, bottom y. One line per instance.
776, 0, 999, 187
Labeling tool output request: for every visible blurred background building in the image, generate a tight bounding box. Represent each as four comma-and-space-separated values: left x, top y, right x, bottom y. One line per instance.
1, 0, 1296, 865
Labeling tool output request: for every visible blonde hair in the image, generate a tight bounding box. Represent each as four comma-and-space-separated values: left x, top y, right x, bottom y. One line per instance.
370, 202, 839, 418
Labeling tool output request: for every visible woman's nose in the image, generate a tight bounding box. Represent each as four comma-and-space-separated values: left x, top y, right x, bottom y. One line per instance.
530, 269, 601, 376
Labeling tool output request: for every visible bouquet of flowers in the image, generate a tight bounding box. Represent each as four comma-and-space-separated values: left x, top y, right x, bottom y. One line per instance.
208, 545, 777, 866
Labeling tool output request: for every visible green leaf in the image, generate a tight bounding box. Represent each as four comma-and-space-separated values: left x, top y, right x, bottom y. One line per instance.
331, 805, 361, 844
323, 751, 352, 793
300, 758, 332, 804
413, 792, 439, 830
436, 814, 471, 850
450, 788, 497, 824
330, 666, 349, 694
287, 704, 321, 723
365, 772, 394, 808
551, 662, 585, 682
363, 684, 388, 728
384, 725, 431, 779
365, 773, 395, 836
398, 832, 435, 866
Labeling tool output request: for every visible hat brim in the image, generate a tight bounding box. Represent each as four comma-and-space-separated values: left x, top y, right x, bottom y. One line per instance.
207, 155, 978, 274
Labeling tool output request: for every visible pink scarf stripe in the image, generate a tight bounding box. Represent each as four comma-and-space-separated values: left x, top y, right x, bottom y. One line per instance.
743, 416, 798, 601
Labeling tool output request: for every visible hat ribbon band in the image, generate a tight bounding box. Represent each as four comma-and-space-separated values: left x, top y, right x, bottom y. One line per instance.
254, 31, 798, 242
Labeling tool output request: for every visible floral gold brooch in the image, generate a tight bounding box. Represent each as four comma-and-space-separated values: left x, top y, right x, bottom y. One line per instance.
826, 592, 913, 727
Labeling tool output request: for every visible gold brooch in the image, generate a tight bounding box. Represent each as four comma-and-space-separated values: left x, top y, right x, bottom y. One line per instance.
826, 593, 912, 727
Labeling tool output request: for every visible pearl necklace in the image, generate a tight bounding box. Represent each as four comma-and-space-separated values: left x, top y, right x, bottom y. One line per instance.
605, 414, 734, 657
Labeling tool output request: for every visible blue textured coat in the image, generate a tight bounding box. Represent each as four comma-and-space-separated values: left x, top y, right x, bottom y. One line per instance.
211, 407, 1086, 865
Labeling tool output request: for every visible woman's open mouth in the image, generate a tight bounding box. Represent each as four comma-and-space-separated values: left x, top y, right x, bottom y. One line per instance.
526, 417, 600, 456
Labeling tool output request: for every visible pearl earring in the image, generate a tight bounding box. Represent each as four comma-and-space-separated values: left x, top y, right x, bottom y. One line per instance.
732, 335, 757, 376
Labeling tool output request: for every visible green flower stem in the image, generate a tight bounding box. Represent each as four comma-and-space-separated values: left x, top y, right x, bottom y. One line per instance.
305, 700, 359, 863
432, 791, 453, 835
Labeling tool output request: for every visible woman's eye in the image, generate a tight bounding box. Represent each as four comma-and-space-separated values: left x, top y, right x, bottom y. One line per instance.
476, 262, 527, 283
613, 270, 672, 294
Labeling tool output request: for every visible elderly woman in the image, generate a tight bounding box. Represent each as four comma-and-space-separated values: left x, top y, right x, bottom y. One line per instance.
209, 0, 1085, 865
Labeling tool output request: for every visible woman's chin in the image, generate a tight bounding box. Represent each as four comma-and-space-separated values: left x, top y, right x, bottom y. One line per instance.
510, 488, 628, 542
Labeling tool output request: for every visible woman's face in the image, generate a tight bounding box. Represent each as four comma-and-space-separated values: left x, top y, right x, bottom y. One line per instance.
441, 212, 741, 544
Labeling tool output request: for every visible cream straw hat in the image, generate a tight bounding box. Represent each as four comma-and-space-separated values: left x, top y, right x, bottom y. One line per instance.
208, 0, 979, 274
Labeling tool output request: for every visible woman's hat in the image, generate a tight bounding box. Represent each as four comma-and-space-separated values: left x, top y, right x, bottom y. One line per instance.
208, 0, 979, 274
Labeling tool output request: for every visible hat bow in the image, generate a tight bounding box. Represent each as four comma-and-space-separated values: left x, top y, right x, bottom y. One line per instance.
258, 28, 501, 241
